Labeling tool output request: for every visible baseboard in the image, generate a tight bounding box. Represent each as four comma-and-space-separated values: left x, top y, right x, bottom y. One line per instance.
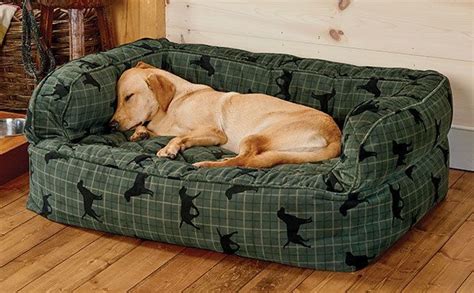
449, 126, 474, 171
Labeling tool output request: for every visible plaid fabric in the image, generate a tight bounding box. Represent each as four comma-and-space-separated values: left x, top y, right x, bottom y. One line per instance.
26, 38, 452, 271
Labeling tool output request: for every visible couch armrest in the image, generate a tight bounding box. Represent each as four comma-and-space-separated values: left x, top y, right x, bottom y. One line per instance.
335, 73, 452, 192
25, 38, 170, 144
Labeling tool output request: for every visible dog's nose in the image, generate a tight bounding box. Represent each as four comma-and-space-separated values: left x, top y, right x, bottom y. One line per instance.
109, 120, 119, 131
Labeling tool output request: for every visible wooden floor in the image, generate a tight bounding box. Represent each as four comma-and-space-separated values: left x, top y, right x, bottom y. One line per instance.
0, 170, 472, 292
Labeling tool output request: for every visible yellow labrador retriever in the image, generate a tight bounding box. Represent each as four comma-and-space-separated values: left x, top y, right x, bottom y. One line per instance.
110, 62, 341, 168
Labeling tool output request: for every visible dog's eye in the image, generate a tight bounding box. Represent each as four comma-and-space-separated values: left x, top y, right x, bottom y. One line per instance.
125, 94, 133, 102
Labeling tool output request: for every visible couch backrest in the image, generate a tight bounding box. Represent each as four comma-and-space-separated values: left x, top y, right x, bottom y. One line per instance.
25, 38, 442, 143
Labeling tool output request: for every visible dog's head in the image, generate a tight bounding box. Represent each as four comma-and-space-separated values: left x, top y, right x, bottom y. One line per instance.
109, 61, 176, 131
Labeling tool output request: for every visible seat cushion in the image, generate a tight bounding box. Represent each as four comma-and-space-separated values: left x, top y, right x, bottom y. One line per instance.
32, 133, 339, 191
27, 135, 449, 271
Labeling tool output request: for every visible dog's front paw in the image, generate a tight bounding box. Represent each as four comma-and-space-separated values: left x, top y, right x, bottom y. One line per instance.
129, 126, 150, 142
156, 145, 180, 159
130, 131, 149, 142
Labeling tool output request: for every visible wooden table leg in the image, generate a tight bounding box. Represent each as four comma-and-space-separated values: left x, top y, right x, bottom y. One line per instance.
69, 9, 85, 59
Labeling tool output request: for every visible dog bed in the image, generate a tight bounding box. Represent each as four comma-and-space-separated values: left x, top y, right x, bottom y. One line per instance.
25, 38, 453, 271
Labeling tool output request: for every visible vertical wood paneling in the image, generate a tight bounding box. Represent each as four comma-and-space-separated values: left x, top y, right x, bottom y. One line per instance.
166, 0, 474, 129
107, 0, 165, 45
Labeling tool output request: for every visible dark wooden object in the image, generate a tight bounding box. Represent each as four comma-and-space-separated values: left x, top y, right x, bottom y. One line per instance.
0, 111, 28, 186
38, 0, 114, 59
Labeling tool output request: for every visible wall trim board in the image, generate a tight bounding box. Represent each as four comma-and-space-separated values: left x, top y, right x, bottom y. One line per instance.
166, 1, 473, 62
449, 127, 474, 171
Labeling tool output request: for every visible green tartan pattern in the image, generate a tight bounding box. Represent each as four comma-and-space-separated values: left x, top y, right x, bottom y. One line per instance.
26, 38, 452, 271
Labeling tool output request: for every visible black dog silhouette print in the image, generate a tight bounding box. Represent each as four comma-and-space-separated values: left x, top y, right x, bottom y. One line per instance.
44, 151, 69, 164
128, 154, 153, 167
190, 55, 215, 76
350, 100, 382, 117
40, 194, 53, 217
339, 192, 367, 216
277, 207, 312, 248
359, 144, 377, 162
124, 173, 154, 202
52, 83, 70, 100
77, 180, 103, 222
345, 252, 374, 270
82, 72, 101, 91
357, 77, 381, 98
311, 88, 336, 113
392, 141, 413, 167
389, 184, 404, 221
274, 70, 293, 100
408, 108, 426, 131
225, 185, 258, 200
179, 186, 201, 230
217, 228, 240, 254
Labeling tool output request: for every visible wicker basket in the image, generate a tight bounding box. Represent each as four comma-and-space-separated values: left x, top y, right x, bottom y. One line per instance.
0, 1, 101, 111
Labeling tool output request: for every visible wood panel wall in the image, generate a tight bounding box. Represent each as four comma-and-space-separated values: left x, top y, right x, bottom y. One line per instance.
166, 0, 474, 129
107, 0, 166, 45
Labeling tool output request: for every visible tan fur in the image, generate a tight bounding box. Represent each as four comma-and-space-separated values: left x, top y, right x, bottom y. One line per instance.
111, 62, 342, 168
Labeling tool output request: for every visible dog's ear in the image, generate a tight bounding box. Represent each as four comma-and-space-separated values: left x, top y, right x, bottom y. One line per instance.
146, 73, 175, 112
135, 61, 155, 69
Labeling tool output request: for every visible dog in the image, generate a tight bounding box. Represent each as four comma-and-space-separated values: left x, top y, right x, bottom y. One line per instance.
224, 184, 258, 200
124, 173, 154, 202
179, 186, 201, 230
77, 180, 103, 222
110, 61, 342, 168
217, 228, 240, 254
277, 207, 312, 248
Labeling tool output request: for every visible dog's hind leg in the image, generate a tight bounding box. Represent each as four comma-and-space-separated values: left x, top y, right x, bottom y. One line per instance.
193, 135, 268, 168
194, 132, 340, 168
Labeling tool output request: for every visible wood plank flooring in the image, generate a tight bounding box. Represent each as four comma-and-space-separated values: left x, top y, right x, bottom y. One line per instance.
0, 170, 472, 292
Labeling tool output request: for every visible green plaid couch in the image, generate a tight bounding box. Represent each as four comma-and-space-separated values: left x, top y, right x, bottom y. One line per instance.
25, 38, 452, 271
